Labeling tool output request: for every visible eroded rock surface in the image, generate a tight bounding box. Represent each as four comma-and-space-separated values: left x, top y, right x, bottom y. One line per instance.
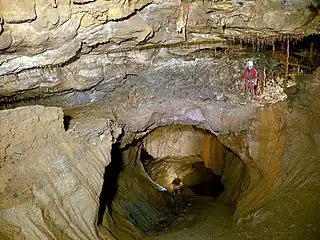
0, 105, 123, 239
0, 67, 320, 239
0, 1, 319, 237
77, 67, 320, 238
142, 125, 206, 159
0, 0, 319, 103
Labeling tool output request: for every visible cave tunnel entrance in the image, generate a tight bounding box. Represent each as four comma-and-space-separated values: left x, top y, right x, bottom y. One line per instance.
137, 124, 247, 201
140, 146, 225, 198
97, 124, 249, 239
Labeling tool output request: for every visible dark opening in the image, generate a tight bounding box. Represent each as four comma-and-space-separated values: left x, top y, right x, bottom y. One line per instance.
63, 115, 72, 131
184, 161, 225, 197
97, 141, 123, 226
138, 125, 228, 200
140, 147, 155, 165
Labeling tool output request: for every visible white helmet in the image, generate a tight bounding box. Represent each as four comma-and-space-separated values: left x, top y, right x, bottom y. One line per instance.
247, 60, 253, 67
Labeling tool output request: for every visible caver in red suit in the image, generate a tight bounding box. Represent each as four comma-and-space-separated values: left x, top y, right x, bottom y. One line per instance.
243, 60, 259, 98
243, 60, 257, 89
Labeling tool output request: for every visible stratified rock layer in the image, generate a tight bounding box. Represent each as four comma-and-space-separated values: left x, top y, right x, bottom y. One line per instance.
0, 0, 319, 102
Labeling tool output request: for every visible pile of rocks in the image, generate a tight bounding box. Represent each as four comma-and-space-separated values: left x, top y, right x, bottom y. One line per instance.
260, 76, 296, 103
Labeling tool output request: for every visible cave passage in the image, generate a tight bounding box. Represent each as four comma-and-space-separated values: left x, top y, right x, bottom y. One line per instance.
140, 148, 226, 198
96, 124, 248, 239
184, 161, 225, 198
138, 125, 246, 201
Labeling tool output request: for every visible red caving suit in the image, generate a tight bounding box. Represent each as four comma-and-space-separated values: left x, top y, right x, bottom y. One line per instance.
243, 67, 257, 89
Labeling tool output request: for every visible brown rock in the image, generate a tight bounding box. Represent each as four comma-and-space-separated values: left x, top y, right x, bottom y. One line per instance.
0, 106, 123, 239
142, 125, 206, 159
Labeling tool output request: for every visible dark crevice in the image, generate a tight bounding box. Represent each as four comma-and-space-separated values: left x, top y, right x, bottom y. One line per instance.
107, 3, 152, 23
182, 161, 225, 198
97, 139, 123, 226
63, 115, 72, 131
73, 1, 95, 5
188, 178, 224, 197
140, 147, 154, 165
0, 87, 75, 108
187, 176, 225, 197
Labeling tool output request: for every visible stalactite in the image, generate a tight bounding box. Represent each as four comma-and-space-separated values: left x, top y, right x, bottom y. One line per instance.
285, 38, 289, 77
261, 67, 266, 95
284, 38, 290, 90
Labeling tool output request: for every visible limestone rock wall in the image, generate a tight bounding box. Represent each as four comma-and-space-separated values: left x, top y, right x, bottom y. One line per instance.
0, 106, 179, 240
213, 68, 320, 234
220, 151, 249, 206
98, 167, 173, 240
142, 125, 206, 158
231, 68, 320, 238
0, 106, 122, 239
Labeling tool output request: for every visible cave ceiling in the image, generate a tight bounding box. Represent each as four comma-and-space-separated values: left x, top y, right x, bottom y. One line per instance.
0, 0, 319, 104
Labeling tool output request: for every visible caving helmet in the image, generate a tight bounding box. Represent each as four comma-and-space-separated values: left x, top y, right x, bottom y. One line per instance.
247, 60, 253, 70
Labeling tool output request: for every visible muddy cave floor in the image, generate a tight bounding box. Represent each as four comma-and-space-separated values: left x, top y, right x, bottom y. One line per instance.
143, 195, 261, 240
142, 192, 319, 240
